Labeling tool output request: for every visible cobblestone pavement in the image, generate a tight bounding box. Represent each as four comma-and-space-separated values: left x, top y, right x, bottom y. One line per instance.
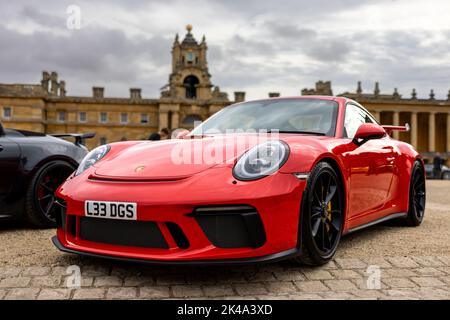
1, 255, 450, 300
0, 181, 449, 300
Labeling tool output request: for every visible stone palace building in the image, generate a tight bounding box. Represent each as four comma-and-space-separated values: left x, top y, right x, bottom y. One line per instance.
0, 25, 449, 164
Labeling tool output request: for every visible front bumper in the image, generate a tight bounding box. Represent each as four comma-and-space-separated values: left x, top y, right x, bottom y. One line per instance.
55, 167, 306, 264
52, 236, 300, 266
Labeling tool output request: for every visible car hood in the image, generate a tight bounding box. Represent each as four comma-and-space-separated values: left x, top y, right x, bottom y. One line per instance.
94, 135, 257, 180
93, 134, 331, 180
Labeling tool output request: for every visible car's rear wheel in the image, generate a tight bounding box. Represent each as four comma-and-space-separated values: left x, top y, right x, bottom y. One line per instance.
25, 160, 75, 228
405, 161, 426, 226
294, 162, 344, 266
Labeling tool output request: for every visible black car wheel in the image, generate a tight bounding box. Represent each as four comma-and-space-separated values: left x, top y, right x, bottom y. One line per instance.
25, 160, 75, 228
294, 162, 344, 266
405, 161, 426, 226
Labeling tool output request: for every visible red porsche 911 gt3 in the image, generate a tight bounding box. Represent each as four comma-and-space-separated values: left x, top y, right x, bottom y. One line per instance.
53, 96, 425, 266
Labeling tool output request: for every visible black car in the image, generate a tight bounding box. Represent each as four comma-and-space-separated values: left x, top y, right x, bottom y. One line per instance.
424, 164, 450, 180
0, 121, 94, 227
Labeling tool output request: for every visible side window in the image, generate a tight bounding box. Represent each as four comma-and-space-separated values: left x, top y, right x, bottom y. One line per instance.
343, 104, 374, 138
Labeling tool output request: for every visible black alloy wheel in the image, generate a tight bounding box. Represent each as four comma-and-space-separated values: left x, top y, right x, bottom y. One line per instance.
406, 161, 426, 226
294, 162, 344, 266
26, 160, 75, 228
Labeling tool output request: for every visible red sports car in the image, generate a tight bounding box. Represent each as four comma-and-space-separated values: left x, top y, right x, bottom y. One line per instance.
53, 96, 425, 266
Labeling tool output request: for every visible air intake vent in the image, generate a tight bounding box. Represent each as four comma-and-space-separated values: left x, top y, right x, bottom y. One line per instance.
189, 205, 266, 249
166, 222, 190, 249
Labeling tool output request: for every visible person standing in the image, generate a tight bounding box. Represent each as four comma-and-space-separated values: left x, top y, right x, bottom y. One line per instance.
433, 153, 443, 179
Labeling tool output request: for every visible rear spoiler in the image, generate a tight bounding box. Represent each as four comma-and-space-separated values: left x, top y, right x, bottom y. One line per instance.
382, 124, 410, 135
51, 132, 96, 147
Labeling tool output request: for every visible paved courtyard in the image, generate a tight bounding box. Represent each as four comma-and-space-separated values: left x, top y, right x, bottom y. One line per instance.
0, 180, 449, 300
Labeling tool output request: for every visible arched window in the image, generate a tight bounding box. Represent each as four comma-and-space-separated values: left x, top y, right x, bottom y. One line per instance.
182, 114, 203, 127
183, 75, 199, 99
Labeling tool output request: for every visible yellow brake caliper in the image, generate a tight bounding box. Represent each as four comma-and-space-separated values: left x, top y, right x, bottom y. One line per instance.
325, 201, 332, 232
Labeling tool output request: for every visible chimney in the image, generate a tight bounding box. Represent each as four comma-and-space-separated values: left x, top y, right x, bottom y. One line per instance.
93, 86, 104, 98
268, 92, 280, 98
59, 81, 66, 97
41, 71, 50, 92
50, 72, 59, 95
130, 88, 142, 101
234, 91, 246, 102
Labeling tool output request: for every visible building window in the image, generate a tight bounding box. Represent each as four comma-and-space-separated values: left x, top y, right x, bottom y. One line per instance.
57, 111, 66, 122
99, 137, 107, 145
99, 112, 108, 123
79, 112, 87, 123
2, 107, 12, 119
120, 112, 128, 124
140, 113, 149, 124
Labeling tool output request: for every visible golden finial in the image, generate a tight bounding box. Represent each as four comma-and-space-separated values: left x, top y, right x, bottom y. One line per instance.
186, 24, 193, 33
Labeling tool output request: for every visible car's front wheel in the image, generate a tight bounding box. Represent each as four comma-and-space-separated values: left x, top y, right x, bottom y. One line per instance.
404, 161, 426, 226
25, 160, 76, 228
294, 162, 344, 266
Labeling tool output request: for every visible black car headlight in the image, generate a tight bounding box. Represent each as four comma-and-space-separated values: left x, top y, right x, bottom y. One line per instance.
233, 140, 290, 181
75, 144, 110, 176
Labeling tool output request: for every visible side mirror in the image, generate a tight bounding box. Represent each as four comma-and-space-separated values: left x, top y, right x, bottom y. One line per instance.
353, 123, 386, 145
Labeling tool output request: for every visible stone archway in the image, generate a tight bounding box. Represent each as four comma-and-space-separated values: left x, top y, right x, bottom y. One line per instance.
182, 114, 202, 127
183, 75, 199, 99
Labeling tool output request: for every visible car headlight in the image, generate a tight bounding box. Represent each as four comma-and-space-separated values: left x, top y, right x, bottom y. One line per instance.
233, 140, 290, 181
75, 145, 110, 176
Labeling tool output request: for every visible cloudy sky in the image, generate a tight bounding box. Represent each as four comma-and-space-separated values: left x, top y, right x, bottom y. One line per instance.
1, 0, 450, 100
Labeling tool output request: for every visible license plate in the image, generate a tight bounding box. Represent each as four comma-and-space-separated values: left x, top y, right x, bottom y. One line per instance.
84, 201, 137, 220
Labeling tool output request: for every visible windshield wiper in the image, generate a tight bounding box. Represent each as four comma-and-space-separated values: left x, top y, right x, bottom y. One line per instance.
267, 130, 326, 136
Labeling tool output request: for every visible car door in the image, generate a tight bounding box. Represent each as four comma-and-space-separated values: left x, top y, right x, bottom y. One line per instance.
342, 104, 396, 223
0, 123, 21, 207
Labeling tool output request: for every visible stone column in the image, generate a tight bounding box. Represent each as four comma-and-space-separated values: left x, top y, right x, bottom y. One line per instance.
159, 112, 168, 130
411, 112, 418, 148
429, 112, 436, 152
447, 113, 450, 154
171, 111, 180, 129
393, 111, 400, 140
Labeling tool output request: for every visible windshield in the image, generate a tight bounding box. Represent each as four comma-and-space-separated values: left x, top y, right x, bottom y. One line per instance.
190, 99, 339, 136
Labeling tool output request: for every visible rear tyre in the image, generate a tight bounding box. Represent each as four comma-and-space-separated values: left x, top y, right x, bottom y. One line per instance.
405, 161, 426, 227
25, 160, 75, 228
293, 162, 344, 266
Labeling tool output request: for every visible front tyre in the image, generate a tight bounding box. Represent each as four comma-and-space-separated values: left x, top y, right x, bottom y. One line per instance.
25, 160, 76, 228
294, 162, 344, 266
405, 161, 426, 226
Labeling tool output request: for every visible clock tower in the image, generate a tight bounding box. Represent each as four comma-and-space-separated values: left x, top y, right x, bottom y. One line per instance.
162, 25, 226, 101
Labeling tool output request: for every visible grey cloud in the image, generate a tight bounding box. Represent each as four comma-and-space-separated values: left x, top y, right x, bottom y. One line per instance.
1, 0, 450, 100
21, 5, 66, 28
